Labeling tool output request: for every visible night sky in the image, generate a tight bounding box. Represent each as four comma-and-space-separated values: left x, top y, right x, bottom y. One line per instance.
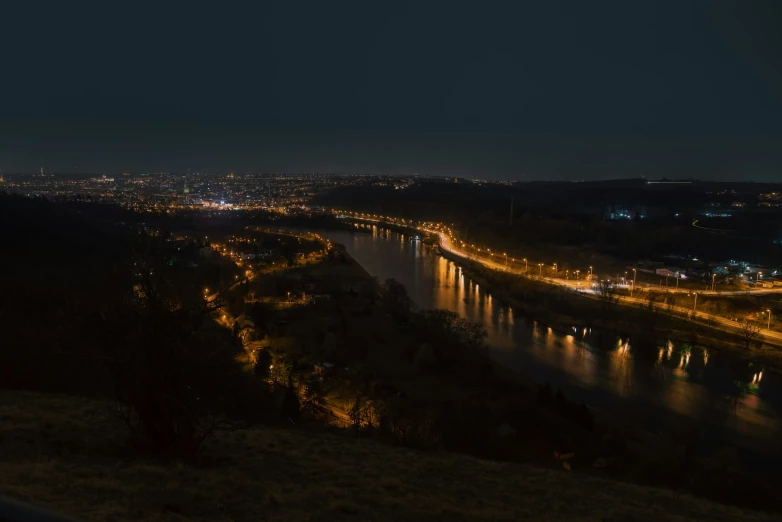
1, 0, 781, 180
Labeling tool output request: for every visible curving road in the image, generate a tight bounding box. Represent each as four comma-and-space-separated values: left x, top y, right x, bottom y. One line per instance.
339, 213, 782, 347
430, 225, 782, 346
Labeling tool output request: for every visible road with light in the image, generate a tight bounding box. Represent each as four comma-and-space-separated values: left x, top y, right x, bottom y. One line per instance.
338, 211, 782, 347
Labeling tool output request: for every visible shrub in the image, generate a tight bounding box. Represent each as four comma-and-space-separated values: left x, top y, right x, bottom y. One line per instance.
281, 382, 301, 424
414, 343, 438, 371
104, 295, 257, 457
348, 394, 366, 432
536, 383, 553, 406
300, 375, 327, 416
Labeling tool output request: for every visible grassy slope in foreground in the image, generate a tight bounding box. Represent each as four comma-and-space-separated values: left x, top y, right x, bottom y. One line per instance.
1, 392, 777, 522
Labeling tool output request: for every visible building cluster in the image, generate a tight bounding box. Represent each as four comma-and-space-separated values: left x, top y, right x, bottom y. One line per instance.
635, 257, 782, 287
757, 192, 782, 208
0, 172, 424, 213
699, 189, 782, 215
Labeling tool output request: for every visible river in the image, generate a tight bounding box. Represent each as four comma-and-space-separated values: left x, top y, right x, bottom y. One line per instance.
322, 226, 782, 472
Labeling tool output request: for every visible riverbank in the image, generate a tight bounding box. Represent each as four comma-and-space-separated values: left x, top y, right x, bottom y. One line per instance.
257, 244, 623, 476
335, 215, 782, 369
436, 237, 782, 371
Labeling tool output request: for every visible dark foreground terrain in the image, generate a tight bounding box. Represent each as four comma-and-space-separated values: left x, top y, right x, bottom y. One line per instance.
1, 391, 777, 522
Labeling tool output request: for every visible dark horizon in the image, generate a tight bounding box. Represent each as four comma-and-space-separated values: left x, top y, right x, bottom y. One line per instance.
5, 169, 782, 186
2, 0, 781, 181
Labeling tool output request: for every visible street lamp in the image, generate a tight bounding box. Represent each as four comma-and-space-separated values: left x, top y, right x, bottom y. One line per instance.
767, 309, 772, 330
712, 273, 716, 291
693, 292, 698, 313
576, 270, 580, 281
524, 258, 528, 273
589, 266, 593, 281
632, 268, 637, 297
553, 263, 557, 276
676, 272, 680, 290
538, 263, 543, 276
504, 252, 508, 266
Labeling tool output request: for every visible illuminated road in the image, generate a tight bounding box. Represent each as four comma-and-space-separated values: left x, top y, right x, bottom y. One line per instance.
692, 218, 734, 233
433, 225, 782, 347
441, 227, 781, 295
340, 213, 782, 347
618, 294, 782, 345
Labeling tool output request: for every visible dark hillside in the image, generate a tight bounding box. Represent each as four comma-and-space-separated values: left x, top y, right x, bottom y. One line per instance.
1, 391, 777, 522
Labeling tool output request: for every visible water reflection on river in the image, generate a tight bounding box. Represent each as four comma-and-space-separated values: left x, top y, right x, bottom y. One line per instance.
323, 227, 782, 470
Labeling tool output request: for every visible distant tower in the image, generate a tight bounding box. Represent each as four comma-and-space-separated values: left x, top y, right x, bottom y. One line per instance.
40, 167, 44, 177
509, 197, 514, 227
183, 180, 190, 195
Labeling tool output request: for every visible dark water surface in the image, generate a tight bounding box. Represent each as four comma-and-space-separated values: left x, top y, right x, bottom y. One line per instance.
322, 227, 782, 471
